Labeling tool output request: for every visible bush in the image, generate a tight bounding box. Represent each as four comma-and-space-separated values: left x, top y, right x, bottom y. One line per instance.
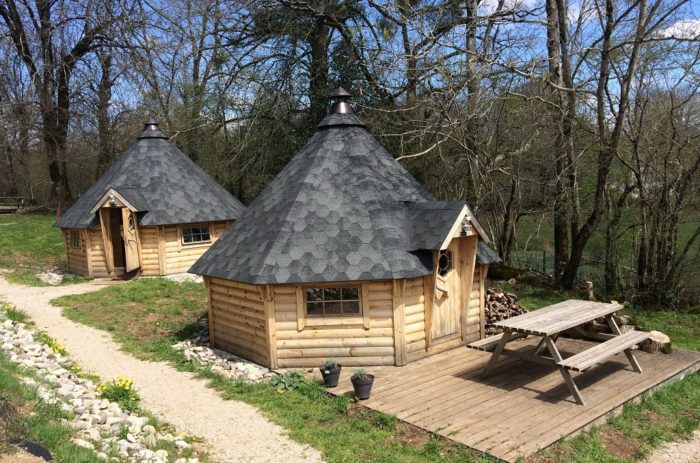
269, 372, 306, 393
97, 375, 140, 411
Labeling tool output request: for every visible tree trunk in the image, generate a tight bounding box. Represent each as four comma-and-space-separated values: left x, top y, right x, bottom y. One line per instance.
96, 52, 114, 178
308, 18, 330, 125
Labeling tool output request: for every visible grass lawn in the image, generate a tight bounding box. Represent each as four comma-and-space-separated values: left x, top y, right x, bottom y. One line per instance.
0, 354, 103, 462
0, 213, 85, 286
54, 278, 700, 463
54, 278, 207, 362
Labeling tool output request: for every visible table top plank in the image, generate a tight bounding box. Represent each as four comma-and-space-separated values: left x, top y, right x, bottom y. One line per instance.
494, 300, 622, 336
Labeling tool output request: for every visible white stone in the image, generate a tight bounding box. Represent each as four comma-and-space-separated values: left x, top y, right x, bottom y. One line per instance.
154, 449, 169, 460
72, 438, 95, 450
174, 440, 190, 450
36, 271, 63, 285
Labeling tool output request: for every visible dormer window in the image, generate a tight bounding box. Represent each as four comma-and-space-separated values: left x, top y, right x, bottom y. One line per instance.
438, 249, 454, 277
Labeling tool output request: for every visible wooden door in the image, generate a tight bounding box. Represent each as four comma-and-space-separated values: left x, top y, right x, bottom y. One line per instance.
430, 240, 461, 343
121, 208, 140, 272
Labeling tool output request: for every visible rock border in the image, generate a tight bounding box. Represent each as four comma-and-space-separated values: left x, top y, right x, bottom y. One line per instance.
0, 307, 202, 463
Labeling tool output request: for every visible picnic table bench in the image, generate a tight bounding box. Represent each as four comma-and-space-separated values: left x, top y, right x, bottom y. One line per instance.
469, 300, 650, 405
0, 196, 24, 214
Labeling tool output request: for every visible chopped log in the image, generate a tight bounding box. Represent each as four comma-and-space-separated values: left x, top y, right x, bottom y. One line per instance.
484, 288, 528, 334
639, 331, 672, 354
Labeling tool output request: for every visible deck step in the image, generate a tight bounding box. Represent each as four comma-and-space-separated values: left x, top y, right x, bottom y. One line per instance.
467, 333, 505, 352
558, 330, 651, 372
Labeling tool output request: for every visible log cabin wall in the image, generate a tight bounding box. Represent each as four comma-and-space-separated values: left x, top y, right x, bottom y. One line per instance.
403, 276, 428, 361
207, 277, 269, 366
63, 229, 89, 276
161, 221, 229, 274
89, 228, 110, 278
273, 281, 396, 368
67, 220, 230, 278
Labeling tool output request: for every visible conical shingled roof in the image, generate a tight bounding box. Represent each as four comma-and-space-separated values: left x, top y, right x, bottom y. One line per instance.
190, 93, 498, 285
55, 120, 245, 229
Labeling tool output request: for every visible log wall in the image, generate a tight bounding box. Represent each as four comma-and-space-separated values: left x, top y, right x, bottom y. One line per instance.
273, 281, 396, 368
64, 220, 230, 278
63, 229, 89, 276
208, 277, 269, 366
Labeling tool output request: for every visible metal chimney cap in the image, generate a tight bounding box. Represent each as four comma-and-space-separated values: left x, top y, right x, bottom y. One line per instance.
328, 87, 353, 114
144, 117, 160, 131
329, 87, 351, 99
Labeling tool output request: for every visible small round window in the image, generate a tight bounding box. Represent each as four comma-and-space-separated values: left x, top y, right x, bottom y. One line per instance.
438, 250, 454, 277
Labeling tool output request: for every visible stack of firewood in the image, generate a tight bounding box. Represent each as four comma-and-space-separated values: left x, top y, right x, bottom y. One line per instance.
485, 288, 528, 335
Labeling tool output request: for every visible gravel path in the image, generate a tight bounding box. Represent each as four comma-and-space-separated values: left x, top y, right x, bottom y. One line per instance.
0, 276, 324, 463
644, 429, 700, 463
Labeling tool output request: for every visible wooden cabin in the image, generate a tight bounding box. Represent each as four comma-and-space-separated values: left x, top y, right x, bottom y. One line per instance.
190, 89, 500, 368
56, 119, 245, 278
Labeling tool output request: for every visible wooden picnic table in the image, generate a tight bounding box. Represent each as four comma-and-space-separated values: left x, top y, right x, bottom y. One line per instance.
482, 300, 650, 405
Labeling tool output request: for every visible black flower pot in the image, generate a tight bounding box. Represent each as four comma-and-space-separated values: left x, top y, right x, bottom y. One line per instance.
351, 374, 374, 400
320, 364, 342, 388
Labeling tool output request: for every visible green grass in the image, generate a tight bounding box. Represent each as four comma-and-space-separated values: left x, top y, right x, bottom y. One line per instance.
535, 372, 700, 462
0, 354, 103, 462
0, 213, 86, 286
54, 279, 207, 362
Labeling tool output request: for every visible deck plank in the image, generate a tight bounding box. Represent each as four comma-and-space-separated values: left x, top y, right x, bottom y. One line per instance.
326, 337, 700, 462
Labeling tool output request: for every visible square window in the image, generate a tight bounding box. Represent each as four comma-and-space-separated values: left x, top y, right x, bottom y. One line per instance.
181, 225, 211, 245
305, 285, 362, 317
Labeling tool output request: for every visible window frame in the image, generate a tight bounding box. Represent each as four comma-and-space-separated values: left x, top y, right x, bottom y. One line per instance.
303, 284, 363, 318
69, 230, 82, 249
180, 224, 212, 246
437, 249, 455, 279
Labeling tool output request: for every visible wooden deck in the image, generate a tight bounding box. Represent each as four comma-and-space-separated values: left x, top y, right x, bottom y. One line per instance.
327, 337, 700, 462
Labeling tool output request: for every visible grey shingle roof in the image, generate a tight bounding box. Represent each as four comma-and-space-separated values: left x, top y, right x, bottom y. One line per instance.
476, 242, 502, 265
55, 123, 245, 229
191, 112, 496, 284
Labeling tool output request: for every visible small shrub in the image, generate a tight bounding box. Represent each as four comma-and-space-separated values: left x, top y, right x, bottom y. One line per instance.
97, 375, 140, 411
35, 331, 66, 356
269, 372, 306, 393
351, 368, 369, 381
322, 359, 338, 370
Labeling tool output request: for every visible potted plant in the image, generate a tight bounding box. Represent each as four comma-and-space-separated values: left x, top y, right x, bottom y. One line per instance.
350, 368, 375, 400
319, 359, 342, 388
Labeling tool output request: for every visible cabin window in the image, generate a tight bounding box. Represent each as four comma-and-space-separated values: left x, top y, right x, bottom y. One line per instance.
181, 225, 211, 245
305, 286, 361, 317
69, 231, 81, 249
438, 249, 454, 277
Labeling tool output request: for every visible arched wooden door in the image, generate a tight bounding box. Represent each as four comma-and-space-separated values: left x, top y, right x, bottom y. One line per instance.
121, 208, 140, 272
430, 239, 462, 343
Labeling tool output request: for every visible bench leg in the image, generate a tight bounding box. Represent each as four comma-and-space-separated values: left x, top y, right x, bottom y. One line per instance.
545, 336, 586, 405
483, 330, 512, 378
606, 315, 643, 373
624, 349, 643, 373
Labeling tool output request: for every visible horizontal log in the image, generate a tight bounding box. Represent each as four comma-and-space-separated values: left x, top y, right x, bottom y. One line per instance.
276, 337, 394, 349
276, 327, 393, 340
405, 312, 424, 326
405, 330, 425, 344
277, 346, 395, 359
277, 356, 394, 368
406, 340, 426, 353
405, 321, 425, 336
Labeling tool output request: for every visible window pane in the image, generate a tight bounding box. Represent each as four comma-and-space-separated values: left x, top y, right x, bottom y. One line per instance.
307, 302, 323, 315
183, 234, 192, 243
306, 288, 323, 301
324, 288, 341, 301
343, 301, 360, 314
325, 301, 342, 314
201, 231, 211, 241
342, 288, 358, 300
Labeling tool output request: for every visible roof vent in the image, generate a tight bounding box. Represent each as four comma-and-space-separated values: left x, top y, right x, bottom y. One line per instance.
143, 117, 160, 131
328, 87, 353, 115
